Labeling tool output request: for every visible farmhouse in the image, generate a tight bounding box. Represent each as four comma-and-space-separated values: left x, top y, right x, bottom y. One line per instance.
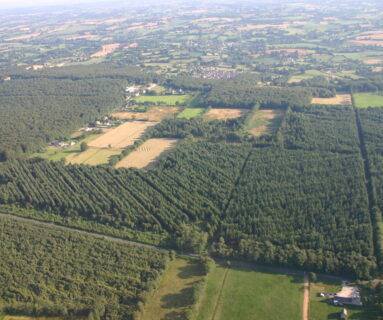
333, 283, 362, 306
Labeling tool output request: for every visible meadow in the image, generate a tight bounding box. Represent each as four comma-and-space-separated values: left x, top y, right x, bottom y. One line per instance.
135, 94, 192, 106
353, 92, 383, 108
196, 264, 303, 320
177, 108, 206, 119
245, 109, 285, 136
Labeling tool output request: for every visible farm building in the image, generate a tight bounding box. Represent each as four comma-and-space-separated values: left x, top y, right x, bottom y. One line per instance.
333, 283, 362, 306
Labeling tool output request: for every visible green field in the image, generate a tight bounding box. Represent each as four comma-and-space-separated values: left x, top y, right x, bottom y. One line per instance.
244, 109, 285, 136
142, 258, 205, 320
310, 277, 377, 319
353, 92, 383, 108
196, 264, 303, 320
135, 94, 192, 105
177, 108, 206, 119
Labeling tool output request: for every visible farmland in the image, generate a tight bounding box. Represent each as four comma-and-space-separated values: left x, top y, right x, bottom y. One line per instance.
142, 258, 205, 320
115, 138, 179, 169
196, 264, 303, 320
245, 109, 285, 136
135, 95, 192, 106
66, 147, 121, 165
112, 106, 180, 121
353, 93, 383, 108
311, 94, 352, 105
88, 121, 157, 148
204, 108, 249, 121
177, 108, 206, 119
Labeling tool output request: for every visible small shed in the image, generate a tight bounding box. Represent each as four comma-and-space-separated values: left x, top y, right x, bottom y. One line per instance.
340, 308, 348, 319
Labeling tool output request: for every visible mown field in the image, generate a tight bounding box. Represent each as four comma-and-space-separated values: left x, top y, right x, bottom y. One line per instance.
177, 108, 206, 119
245, 109, 285, 136
196, 264, 303, 320
135, 94, 192, 106
353, 92, 383, 108
141, 258, 205, 320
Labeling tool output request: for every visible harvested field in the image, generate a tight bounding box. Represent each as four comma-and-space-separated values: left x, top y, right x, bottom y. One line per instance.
91, 43, 120, 57
112, 106, 180, 121
66, 147, 121, 165
5, 33, 40, 41
88, 121, 157, 148
116, 138, 179, 169
246, 109, 285, 136
66, 34, 98, 40
364, 59, 383, 65
350, 40, 383, 46
311, 94, 352, 105
204, 108, 249, 121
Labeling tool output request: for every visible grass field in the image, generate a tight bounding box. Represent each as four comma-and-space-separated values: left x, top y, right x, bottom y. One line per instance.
115, 138, 179, 169
203, 108, 249, 121
141, 258, 205, 320
177, 108, 206, 119
135, 94, 192, 106
312, 94, 352, 105
88, 121, 157, 148
196, 264, 303, 320
245, 109, 285, 136
112, 106, 180, 121
353, 92, 383, 108
310, 277, 377, 319
66, 147, 121, 165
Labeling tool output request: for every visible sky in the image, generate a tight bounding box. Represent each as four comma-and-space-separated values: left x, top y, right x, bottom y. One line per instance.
0, 0, 110, 9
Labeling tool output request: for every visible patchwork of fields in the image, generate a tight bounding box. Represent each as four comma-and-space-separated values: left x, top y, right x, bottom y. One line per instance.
312, 94, 352, 105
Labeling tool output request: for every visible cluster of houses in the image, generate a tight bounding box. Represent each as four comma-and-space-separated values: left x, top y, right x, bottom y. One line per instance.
51, 141, 76, 148
188, 66, 238, 79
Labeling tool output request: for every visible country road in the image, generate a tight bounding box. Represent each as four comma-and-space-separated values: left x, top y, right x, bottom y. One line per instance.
302, 272, 309, 320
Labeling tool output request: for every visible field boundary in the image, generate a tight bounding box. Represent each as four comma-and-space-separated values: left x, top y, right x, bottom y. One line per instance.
211, 267, 230, 320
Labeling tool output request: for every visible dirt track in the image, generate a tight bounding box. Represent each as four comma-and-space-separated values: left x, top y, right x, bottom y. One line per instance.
302, 272, 309, 320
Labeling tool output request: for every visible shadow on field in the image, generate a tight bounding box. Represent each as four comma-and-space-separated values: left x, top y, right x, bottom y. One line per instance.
177, 261, 205, 279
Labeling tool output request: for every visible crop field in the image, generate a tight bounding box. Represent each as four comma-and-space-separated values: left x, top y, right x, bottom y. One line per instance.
66, 147, 121, 165
112, 106, 180, 121
312, 94, 352, 105
353, 92, 383, 108
90, 43, 120, 57
196, 264, 303, 320
142, 258, 205, 320
115, 138, 179, 169
135, 94, 192, 106
203, 108, 249, 121
88, 121, 157, 148
177, 108, 206, 119
310, 277, 377, 319
245, 109, 285, 136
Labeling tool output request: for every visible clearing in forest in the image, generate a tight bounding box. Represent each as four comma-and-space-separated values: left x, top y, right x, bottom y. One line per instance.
135, 94, 191, 106
91, 43, 120, 57
203, 108, 249, 121
246, 109, 285, 136
112, 106, 180, 121
196, 264, 303, 320
311, 94, 352, 105
353, 92, 383, 108
177, 108, 205, 119
141, 258, 205, 320
115, 138, 179, 169
88, 121, 157, 148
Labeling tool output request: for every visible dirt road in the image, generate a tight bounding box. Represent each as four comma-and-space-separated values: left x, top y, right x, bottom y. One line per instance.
302, 272, 309, 320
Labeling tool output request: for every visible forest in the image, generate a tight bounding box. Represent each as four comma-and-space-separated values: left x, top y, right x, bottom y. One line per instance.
0, 216, 168, 320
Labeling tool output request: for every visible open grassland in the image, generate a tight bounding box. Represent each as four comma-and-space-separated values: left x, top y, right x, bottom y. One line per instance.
196, 265, 303, 320
88, 121, 157, 148
141, 258, 205, 320
353, 92, 383, 108
310, 277, 377, 319
112, 106, 180, 121
116, 138, 179, 169
135, 94, 192, 106
246, 109, 285, 136
203, 108, 249, 121
66, 147, 121, 165
312, 94, 352, 105
177, 108, 206, 119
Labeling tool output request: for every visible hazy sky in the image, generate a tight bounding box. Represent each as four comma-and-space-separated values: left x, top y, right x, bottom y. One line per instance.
0, 0, 109, 9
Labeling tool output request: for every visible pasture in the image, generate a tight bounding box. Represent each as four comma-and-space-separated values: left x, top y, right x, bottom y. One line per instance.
135, 94, 192, 106
312, 94, 352, 105
196, 264, 303, 320
115, 138, 179, 169
141, 258, 205, 320
245, 109, 285, 136
66, 147, 121, 165
177, 108, 206, 119
112, 106, 180, 121
203, 108, 249, 121
353, 92, 383, 108
88, 121, 157, 148
310, 277, 377, 319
